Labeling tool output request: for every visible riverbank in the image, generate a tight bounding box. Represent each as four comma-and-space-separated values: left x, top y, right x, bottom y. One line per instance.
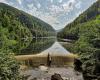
21, 66, 83, 80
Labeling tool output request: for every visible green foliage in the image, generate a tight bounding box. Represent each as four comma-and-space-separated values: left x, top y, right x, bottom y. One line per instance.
0, 14, 32, 53
0, 51, 21, 80
68, 17, 100, 78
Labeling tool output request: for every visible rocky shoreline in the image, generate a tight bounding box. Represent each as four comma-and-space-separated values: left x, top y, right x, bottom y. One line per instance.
21, 66, 83, 80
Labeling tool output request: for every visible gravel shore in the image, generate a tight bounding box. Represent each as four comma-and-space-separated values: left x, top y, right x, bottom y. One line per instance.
21, 66, 84, 80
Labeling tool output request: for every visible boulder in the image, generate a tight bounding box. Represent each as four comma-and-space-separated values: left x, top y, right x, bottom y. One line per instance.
74, 58, 82, 71
51, 73, 63, 80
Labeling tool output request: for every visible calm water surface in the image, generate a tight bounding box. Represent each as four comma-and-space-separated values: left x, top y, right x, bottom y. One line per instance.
18, 38, 71, 55
16, 38, 75, 67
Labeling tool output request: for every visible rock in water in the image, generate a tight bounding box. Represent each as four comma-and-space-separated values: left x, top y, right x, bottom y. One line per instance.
51, 73, 63, 80
39, 66, 48, 71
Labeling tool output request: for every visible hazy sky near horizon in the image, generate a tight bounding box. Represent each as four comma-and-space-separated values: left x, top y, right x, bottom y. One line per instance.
0, 0, 97, 30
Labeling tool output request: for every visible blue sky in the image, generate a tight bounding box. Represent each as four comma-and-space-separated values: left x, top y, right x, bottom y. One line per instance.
0, 0, 97, 30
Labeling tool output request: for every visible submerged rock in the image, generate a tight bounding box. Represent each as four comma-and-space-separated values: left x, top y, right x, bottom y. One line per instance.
39, 66, 48, 71
51, 73, 63, 80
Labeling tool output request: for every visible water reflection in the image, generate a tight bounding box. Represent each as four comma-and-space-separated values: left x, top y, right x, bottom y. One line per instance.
16, 41, 76, 67
37, 41, 70, 56
18, 38, 55, 55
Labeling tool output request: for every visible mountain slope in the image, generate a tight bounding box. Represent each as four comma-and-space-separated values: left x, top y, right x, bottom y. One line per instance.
0, 3, 55, 37
58, 0, 100, 39
0, 3, 55, 53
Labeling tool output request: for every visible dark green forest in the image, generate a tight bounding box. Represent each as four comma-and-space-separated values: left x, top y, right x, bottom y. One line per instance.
20, 38, 55, 55
0, 3, 55, 80
58, 0, 100, 79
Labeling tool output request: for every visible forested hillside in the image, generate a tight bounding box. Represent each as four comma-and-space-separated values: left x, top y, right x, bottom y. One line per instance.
58, 0, 100, 79
0, 3, 55, 53
58, 0, 100, 39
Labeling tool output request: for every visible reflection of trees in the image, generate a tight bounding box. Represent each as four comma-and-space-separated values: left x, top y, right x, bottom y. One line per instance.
17, 38, 55, 55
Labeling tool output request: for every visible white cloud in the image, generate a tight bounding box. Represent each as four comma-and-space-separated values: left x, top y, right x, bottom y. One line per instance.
28, 6, 38, 15
27, 3, 34, 9
50, 0, 53, 3
62, 0, 76, 10
49, 5, 63, 15
75, 1, 81, 9
7, 1, 14, 5
62, 3, 69, 10
0, 0, 6, 3
59, 0, 63, 3
37, 3, 41, 8
36, 13, 59, 30
17, 0, 22, 5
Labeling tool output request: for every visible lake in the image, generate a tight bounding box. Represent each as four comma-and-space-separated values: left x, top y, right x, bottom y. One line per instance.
15, 38, 77, 67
